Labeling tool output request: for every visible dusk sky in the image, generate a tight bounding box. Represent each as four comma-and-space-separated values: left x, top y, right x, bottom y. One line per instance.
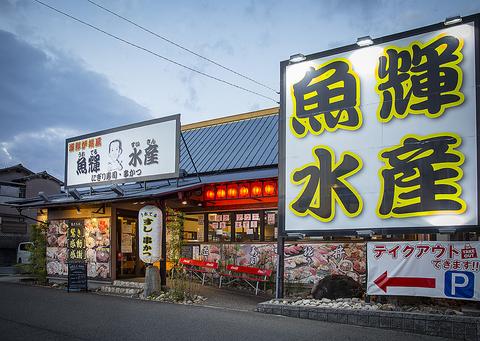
1, 0, 479, 180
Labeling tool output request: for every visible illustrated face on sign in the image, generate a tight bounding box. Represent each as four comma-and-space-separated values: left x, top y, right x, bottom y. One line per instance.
109, 139, 122, 160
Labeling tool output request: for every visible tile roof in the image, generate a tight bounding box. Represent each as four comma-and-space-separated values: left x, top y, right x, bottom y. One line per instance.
180, 113, 278, 175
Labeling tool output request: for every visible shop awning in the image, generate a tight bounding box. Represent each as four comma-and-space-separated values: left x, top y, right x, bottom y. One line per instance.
8, 167, 277, 209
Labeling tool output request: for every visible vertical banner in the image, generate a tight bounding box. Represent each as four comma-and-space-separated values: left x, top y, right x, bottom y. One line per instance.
68, 220, 85, 261
139, 205, 162, 264
367, 241, 480, 300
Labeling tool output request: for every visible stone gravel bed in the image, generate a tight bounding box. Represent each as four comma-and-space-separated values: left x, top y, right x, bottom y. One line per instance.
266, 297, 465, 316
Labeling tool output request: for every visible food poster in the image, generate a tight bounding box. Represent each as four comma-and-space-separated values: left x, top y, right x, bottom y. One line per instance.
47, 218, 111, 279
85, 218, 111, 279
46, 220, 68, 276
199, 243, 366, 284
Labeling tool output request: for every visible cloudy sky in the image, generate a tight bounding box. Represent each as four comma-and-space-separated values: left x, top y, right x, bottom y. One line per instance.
0, 0, 479, 180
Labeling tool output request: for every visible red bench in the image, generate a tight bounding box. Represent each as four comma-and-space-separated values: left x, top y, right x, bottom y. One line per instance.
179, 258, 218, 285
219, 264, 273, 295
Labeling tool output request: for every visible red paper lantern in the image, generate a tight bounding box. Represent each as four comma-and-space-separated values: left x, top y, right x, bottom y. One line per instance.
227, 184, 238, 199
239, 183, 250, 198
264, 182, 276, 196
251, 182, 262, 197
216, 186, 226, 199
205, 188, 215, 200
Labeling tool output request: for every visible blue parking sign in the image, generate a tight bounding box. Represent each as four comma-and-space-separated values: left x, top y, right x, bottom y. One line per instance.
444, 271, 474, 299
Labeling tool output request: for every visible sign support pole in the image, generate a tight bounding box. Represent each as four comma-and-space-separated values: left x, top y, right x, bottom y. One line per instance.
275, 235, 285, 299
160, 200, 167, 287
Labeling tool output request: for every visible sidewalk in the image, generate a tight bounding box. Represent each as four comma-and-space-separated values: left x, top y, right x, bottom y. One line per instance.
122, 277, 267, 311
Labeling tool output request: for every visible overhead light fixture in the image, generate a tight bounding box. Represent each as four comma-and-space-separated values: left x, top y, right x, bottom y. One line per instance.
289, 53, 306, 63
439, 227, 457, 234
356, 36, 373, 47
197, 203, 202, 207
181, 200, 188, 205
93, 205, 105, 215
357, 229, 374, 237
444, 15, 462, 26
69, 188, 82, 200
38, 191, 50, 202
286, 232, 305, 240
110, 184, 124, 196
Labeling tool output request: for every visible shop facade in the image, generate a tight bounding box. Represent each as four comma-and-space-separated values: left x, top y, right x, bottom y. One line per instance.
12, 107, 369, 289
12, 106, 467, 291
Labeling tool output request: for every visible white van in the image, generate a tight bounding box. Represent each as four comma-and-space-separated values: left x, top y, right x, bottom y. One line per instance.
17, 242, 33, 264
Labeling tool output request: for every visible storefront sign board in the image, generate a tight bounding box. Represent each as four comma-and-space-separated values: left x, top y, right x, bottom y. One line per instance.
367, 241, 480, 300
280, 17, 479, 234
65, 115, 180, 188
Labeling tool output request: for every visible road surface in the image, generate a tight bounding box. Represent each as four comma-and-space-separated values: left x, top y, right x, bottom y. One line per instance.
0, 282, 449, 341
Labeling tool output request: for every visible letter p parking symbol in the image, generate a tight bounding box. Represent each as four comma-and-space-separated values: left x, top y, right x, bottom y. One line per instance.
444, 271, 474, 299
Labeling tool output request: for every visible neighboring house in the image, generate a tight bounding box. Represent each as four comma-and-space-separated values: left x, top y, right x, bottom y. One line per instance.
0, 164, 62, 265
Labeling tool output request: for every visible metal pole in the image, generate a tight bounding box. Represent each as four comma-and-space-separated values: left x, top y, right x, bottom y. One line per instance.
275, 235, 285, 299
160, 201, 167, 287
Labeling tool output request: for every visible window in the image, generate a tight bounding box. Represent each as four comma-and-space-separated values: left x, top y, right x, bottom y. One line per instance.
208, 213, 231, 242
183, 214, 204, 242
234, 211, 260, 242
264, 210, 277, 241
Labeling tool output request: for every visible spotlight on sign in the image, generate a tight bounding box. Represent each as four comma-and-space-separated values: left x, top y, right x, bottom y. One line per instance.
356, 36, 374, 47
67, 189, 81, 200
444, 15, 462, 26
110, 184, 124, 196
289, 53, 306, 63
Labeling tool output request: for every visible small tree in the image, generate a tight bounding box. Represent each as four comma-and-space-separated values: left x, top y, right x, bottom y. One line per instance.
26, 223, 48, 284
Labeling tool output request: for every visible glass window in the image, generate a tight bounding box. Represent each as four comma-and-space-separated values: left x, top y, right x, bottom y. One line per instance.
208, 213, 231, 242
234, 211, 260, 242
183, 214, 204, 242
264, 210, 277, 241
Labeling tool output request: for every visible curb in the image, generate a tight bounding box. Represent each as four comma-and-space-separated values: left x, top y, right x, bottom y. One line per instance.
256, 302, 480, 340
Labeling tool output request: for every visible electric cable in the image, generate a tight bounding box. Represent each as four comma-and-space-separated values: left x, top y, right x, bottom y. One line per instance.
86, 0, 279, 94
32, 0, 280, 104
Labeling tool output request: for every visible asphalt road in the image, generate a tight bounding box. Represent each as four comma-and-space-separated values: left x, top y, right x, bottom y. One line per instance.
0, 283, 449, 341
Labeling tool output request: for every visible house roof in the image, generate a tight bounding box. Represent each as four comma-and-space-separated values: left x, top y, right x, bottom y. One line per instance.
13, 171, 64, 186
0, 163, 35, 176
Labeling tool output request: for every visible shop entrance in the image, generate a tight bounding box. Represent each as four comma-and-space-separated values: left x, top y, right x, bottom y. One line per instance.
116, 209, 145, 278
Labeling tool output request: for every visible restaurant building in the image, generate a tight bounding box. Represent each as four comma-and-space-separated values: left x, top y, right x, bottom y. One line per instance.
8, 106, 473, 293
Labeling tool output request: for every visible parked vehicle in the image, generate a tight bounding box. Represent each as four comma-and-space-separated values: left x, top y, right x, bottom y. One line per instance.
17, 242, 33, 264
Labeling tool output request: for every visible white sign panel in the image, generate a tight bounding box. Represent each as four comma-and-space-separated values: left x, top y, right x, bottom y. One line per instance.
367, 241, 480, 300
65, 115, 180, 188
282, 21, 478, 233
139, 205, 162, 264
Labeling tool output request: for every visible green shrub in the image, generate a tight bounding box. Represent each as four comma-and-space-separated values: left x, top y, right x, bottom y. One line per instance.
26, 223, 47, 284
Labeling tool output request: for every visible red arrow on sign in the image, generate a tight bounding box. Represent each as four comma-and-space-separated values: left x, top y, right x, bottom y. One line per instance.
374, 271, 436, 293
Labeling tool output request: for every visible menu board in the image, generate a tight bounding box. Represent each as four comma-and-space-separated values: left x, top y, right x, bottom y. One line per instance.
67, 261, 87, 292
121, 234, 133, 253
68, 220, 85, 261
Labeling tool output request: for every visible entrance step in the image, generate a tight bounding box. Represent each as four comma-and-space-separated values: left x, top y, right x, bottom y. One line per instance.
99, 280, 144, 297
112, 280, 144, 289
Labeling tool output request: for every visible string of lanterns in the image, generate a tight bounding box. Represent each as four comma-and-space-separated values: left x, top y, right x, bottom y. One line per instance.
204, 180, 277, 201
